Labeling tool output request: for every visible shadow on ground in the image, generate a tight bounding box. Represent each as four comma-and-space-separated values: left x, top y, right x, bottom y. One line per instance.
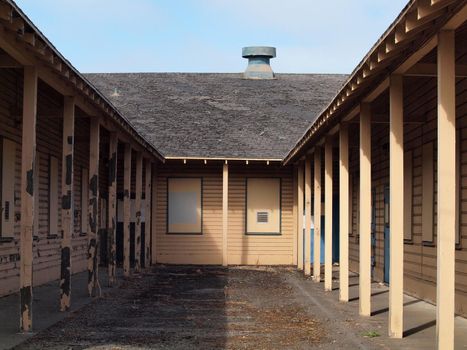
13, 266, 324, 350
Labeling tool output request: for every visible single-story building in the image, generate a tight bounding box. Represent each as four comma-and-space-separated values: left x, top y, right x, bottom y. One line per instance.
0, 0, 465, 349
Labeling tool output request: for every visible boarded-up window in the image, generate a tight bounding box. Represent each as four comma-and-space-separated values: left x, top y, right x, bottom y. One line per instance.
81, 167, 88, 234
167, 178, 202, 234
246, 178, 281, 235
1, 138, 16, 238
422, 142, 434, 243
404, 150, 413, 241
49, 156, 59, 236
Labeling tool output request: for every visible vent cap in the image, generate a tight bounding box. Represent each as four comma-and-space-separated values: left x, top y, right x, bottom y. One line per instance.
242, 46, 276, 80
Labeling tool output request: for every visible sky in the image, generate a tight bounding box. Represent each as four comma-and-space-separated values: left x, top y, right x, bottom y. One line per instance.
15, 0, 408, 74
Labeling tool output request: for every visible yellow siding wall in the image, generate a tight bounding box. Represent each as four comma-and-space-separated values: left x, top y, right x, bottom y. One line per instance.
154, 162, 295, 265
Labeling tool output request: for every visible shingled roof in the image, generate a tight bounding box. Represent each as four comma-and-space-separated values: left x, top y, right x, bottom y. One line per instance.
85, 73, 347, 160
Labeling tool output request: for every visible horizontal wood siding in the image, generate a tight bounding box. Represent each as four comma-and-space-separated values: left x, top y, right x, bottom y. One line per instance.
228, 164, 294, 265
154, 163, 223, 264
154, 162, 295, 265
0, 69, 91, 296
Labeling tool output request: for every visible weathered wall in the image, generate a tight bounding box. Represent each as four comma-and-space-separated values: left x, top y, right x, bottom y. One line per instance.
0, 69, 91, 297
153, 162, 295, 265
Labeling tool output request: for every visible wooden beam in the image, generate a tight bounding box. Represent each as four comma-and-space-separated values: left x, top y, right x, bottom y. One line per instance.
222, 163, 228, 266
395, 36, 437, 74
436, 29, 456, 350
339, 124, 349, 302
123, 144, 131, 277
359, 103, 372, 317
304, 156, 312, 276
389, 75, 404, 338
59, 96, 75, 311
313, 149, 322, 282
144, 159, 152, 268
405, 63, 467, 77
324, 137, 333, 292
297, 164, 304, 271
134, 152, 143, 273
19, 66, 37, 332
87, 118, 100, 297
107, 132, 118, 285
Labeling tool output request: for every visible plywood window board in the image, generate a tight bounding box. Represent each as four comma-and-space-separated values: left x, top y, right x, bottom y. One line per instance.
167, 177, 202, 234
246, 178, 281, 235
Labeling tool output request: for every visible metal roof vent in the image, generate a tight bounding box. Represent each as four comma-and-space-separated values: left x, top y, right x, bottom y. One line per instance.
242, 46, 276, 80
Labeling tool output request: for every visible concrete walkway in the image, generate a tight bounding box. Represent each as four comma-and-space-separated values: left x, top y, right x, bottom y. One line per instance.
0, 269, 120, 350
289, 268, 467, 349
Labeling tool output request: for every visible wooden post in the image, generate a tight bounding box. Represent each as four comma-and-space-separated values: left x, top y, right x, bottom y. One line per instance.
87, 118, 100, 297
134, 152, 143, 273
222, 162, 228, 266
60, 96, 75, 311
107, 133, 118, 284
313, 149, 322, 282
436, 29, 456, 350
304, 156, 312, 276
389, 74, 404, 338
123, 144, 132, 277
359, 103, 372, 316
339, 124, 349, 302
297, 164, 304, 270
144, 159, 152, 268
292, 166, 298, 265
19, 66, 37, 332
324, 137, 333, 291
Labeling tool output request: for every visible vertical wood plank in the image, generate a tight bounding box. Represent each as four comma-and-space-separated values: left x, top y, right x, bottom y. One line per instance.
144, 159, 152, 268
87, 118, 100, 296
134, 152, 143, 273
60, 96, 75, 311
297, 164, 304, 270
389, 74, 404, 338
339, 124, 349, 302
359, 103, 372, 317
436, 29, 456, 350
123, 144, 132, 277
222, 162, 228, 266
325, 137, 333, 291
107, 133, 118, 284
304, 156, 312, 276
19, 66, 37, 332
313, 149, 322, 282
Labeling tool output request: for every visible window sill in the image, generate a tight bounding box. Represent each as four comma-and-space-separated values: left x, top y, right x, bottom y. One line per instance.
0, 237, 14, 243
245, 232, 282, 236
403, 239, 414, 245
422, 241, 435, 247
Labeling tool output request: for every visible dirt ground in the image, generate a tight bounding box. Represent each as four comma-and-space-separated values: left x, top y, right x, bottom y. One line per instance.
13, 266, 380, 350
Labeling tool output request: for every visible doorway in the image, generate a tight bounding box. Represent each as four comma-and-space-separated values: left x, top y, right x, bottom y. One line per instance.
384, 185, 390, 284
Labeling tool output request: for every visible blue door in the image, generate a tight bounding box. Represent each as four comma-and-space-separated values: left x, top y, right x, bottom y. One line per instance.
311, 216, 325, 264
384, 185, 390, 284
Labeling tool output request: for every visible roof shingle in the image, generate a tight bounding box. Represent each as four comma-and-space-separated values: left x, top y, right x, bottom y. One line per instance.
85, 73, 347, 159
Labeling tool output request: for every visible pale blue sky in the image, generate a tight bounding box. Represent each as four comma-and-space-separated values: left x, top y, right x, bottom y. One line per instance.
15, 0, 407, 74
